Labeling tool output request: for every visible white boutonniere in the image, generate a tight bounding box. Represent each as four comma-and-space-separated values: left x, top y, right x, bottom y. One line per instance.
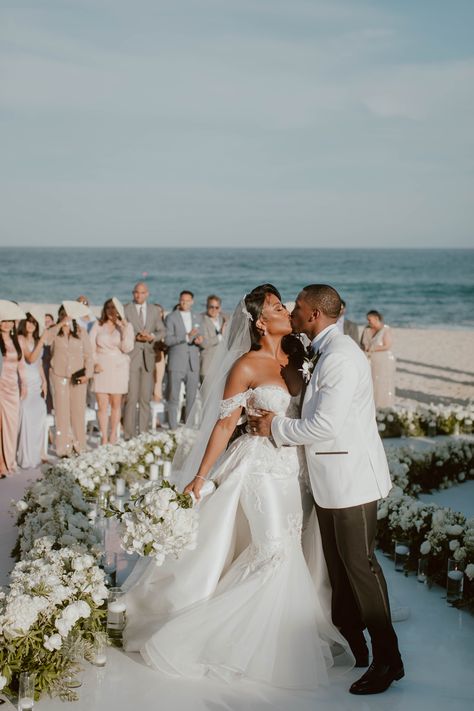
299, 351, 320, 383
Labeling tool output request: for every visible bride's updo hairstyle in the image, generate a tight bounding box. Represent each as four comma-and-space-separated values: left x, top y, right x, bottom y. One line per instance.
245, 283, 281, 351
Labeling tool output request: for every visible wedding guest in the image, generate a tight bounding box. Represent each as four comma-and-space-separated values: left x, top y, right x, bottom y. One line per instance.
90, 298, 134, 444
337, 299, 359, 343
43, 301, 93, 457
165, 290, 204, 429
42, 313, 55, 413
124, 283, 166, 438
0, 301, 27, 477
200, 294, 228, 381
361, 310, 396, 408
17, 310, 48, 468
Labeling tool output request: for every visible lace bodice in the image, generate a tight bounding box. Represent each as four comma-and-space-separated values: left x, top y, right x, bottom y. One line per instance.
219, 385, 297, 420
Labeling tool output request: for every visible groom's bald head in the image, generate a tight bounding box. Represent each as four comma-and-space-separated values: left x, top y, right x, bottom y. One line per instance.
300, 284, 342, 320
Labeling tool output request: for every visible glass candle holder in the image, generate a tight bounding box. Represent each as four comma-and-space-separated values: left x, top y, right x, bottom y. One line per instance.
107, 587, 127, 646
417, 557, 428, 583
394, 540, 410, 572
100, 551, 117, 587
115, 477, 126, 497
18, 671, 36, 710
90, 636, 107, 667
447, 559, 464, 603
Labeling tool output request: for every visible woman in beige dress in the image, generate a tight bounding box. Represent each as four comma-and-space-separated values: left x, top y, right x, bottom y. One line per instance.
90, 298, 134, 444
360, 310, 396, 408
43, 301, 93, 457
0, 301, 27, 477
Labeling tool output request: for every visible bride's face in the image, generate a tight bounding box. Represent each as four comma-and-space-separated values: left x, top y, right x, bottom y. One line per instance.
259, 294, 292, 336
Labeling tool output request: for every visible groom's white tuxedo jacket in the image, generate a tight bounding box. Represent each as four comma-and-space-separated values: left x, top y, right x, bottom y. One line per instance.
272, 324, 392, 509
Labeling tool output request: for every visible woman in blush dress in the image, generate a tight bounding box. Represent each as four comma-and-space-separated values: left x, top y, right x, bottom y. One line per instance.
0, 301, 28, 477
43, 301, 93, 458
89, 298, 134, 444
360, 310, 396, 408
17, 310, 48, 468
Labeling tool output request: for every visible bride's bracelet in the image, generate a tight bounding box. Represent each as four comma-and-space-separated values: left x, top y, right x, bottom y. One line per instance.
195, 475, 207, 482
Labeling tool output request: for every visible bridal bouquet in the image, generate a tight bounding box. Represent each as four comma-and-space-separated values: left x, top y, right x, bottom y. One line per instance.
109, 480, 199, 566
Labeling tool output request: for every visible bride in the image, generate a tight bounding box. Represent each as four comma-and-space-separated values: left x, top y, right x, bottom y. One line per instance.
123, 284, 353, 689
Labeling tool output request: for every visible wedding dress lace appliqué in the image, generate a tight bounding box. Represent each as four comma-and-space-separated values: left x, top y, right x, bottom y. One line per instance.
123, 386, 353, 690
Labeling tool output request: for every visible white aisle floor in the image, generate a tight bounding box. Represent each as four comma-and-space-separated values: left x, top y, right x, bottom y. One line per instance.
1, 447, 474, 711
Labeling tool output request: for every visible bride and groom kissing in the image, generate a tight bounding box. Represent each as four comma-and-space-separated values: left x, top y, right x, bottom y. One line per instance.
123, 283, 404, 696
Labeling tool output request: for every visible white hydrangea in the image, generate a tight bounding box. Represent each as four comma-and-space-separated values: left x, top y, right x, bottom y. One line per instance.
420, 541, 431, 555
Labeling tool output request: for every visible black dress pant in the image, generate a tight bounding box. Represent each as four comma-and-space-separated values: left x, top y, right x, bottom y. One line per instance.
316, 500, 401, 666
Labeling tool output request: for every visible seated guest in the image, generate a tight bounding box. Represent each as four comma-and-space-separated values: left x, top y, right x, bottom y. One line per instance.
17, 309, 48, 468
90, 298, 134, 444
0, 301, 27, 477
360, 310, 396, 408
200, 294, 228, 381
43, 301, 93, 457
337, 299, 359, 343
165, 290, 204, 430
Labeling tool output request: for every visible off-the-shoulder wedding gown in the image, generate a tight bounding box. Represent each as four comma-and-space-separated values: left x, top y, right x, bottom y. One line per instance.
123, 385, 353, 689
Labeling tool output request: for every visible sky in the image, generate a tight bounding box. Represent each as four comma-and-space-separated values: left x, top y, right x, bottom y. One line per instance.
0, 0, 473, 248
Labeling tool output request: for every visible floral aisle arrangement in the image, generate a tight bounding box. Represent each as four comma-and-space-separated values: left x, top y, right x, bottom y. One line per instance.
108, 480, 198, 565
376, 402, 473, 438
54, 431, 180, 494
12, 469, 100, 560
378, 439, 474, 607
0, 538, 108, 701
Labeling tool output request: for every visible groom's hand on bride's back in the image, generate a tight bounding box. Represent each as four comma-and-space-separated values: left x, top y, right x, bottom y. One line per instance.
248, 410, 275, 437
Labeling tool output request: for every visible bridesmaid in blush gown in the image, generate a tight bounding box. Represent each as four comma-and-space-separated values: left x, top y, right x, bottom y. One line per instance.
89, 298, 134, 444
17, 311, 48, 468
360, 310, 396, 408
0, 301, 27, 477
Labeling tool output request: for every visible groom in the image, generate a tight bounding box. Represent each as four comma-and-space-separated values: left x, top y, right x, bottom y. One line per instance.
249, 284, 404, 695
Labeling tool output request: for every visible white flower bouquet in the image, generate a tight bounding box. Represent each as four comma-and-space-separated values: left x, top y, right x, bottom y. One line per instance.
109, 480, 198, 566
0, 537, 108, 700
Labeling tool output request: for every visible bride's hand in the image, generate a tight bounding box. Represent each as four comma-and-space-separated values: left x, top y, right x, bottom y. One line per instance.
184, 476, 206, 501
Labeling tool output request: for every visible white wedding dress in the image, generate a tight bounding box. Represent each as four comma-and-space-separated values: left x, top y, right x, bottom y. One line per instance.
123, 385, 353, 690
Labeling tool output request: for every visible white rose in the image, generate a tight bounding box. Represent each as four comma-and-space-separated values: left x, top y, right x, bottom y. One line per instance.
145, 452, 154, 464
138, 465, 145, 474
446, 525, 463, 536
420, 541, 431, 555
377, 423, 386, 432
16, 500, 28, 512
465, 563, 474, 580
0, 675, 7, 691
449, 540, 460, 551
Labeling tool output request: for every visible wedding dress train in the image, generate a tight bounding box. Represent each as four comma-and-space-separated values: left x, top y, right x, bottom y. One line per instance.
123, 385, 353, 689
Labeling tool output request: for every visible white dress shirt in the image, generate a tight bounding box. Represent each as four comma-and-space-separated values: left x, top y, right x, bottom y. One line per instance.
180, 310, 192, 341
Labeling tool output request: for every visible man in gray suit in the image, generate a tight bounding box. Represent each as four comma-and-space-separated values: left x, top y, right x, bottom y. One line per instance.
165, 290, 204, 430
200, 294, 228, 381
338, 299, 360, 344
124, 282, 165, 438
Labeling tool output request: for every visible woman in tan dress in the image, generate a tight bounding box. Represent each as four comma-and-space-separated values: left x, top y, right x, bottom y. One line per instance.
43, 301, 93, 457
90, 298, 134, 444
360, 310, 396, 408
0, 301, 27, 477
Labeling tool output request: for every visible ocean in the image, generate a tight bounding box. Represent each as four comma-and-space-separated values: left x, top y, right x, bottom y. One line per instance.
1, 248, 473, 329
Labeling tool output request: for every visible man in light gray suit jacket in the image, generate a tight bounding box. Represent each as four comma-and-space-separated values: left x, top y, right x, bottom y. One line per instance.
124, 282, 165, 438
165, 290, 204, 430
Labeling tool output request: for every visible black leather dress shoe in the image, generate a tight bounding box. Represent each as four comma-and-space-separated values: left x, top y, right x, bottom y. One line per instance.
350, 660, 404, 695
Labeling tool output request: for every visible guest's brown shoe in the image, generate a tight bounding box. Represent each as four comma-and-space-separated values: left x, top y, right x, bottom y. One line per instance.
350, 661, 404, 695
